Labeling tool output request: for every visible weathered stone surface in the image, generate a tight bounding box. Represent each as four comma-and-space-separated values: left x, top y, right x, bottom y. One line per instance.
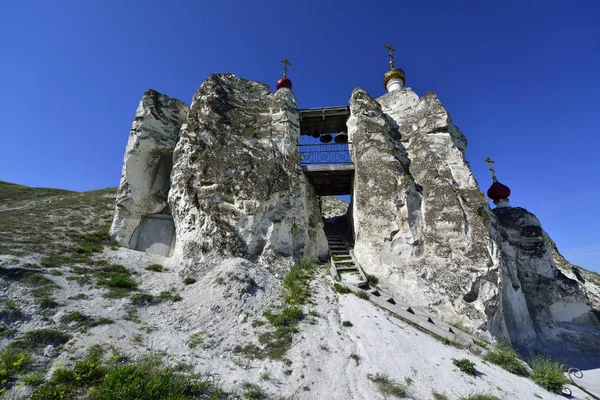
490, 207, 599, 351
350, 87, 494, 331
350, 86, 599, 351
110, 89, 189, 248
168, 74, 327, 267
321, 196, 349, 219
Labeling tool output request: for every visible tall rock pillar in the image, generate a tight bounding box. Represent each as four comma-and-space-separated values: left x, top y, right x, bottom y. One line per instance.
168, 74, 327, 268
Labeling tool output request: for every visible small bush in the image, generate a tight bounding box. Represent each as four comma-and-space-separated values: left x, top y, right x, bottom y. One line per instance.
333, 283, 351, 294
60, 311, 113, 329
241, 381, 268, 400
145, 264, 166, 272
342, 320, 353, 327
38, 296, 59, 309
453, 358, 476, 376
530, 355, 566, 394
483, 342, 527, 376
98, 273, 138, 289
368, 373, 407, 398
350, 353, 360, 366
184, 277, 197, 285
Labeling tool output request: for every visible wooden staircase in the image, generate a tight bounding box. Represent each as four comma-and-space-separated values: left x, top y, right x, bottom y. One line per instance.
324, 220, 367, 287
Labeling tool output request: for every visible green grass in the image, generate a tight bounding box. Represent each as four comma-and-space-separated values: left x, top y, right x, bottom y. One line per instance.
264, 307, 303, 327
367, 373, 407, 398
240, 381, 268, 399
333, 283, 351, 294
458, 394, 500, 400
483, 342, 528, 376
145, 264, 166, 272
38, 296, 59, 309
8, 329, 72, 351
432, 392, 449, 400
342, 320, 353, 327
0, 348, 31, 394
530, 355, 566, 393
60, 311, 113, 330
354, 290, 369, 300
453, 358, 476, 376
31, 347, 224, 400
98, 273, 138, 289
131, 291, 182, 306
365, 273, 379, 285
184, 277, 197, 285
282, 258, 315, 305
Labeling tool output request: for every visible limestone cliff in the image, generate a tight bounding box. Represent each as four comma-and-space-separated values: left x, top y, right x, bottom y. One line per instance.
110, 90, 189, 249
349, 87, 599, 352
168, 74, 327, 268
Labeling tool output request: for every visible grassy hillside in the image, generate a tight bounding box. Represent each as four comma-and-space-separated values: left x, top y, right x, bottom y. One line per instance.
0, 181, 116, 262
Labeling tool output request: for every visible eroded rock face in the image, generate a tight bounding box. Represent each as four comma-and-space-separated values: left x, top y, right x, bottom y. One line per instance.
350, 87, 599, 351
350, 87, 495, 330
110, 90, 189, 248
168, 74, 327, 268
490, 207, 599, 351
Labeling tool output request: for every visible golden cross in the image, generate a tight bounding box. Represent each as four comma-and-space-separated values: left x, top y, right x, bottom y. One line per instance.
281, 59, 292, 77
484, 157, 498, 182
384, 44, 396, 69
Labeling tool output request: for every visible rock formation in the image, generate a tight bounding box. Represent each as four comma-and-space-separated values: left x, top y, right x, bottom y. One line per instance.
349, 87, 599, 352
109, 89, 189, 256
110, 74, 598, 353
168, 74, 327, 267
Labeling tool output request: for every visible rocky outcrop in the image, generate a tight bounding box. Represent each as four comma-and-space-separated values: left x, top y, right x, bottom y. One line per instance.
109, 90, 189, 248
490, 207, 599, 351
168, 74, 327, 269
321, 196, 349, 219
350, 88, 495, 330
349, 87, 599, 352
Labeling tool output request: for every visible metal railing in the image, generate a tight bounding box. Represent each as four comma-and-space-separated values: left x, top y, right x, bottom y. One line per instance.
298, 143, 352, 165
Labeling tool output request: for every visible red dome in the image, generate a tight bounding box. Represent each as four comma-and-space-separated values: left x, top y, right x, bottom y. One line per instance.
276, 77, 292, 90
487, 181, 511, 201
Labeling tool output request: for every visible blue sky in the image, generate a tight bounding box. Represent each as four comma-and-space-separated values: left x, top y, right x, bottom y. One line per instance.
1, 1, 599, 272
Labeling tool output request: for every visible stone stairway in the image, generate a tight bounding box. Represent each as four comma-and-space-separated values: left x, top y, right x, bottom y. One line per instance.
323, 220, 486, 353
324, 220, 367, 287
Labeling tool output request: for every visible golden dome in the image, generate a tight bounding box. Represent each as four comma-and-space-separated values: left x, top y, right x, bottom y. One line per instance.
383, 67, 406, 90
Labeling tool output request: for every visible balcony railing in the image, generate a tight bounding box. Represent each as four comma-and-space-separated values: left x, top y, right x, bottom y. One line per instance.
298, 143, 352, 165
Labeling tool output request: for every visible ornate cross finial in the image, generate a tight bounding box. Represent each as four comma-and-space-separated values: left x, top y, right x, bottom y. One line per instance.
484, 157, 498, 182
384, 44, 396, 69
280, 59, 292, 77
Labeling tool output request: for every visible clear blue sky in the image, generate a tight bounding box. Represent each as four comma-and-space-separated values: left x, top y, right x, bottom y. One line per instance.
1, 1, 599, 272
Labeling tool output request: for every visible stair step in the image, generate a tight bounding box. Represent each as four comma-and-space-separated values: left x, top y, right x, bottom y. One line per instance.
336, 267, 358, 272
334, 260, 355, 264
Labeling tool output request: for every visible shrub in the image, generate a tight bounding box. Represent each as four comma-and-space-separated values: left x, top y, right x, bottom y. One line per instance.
530, 355, 566, 393
432, 392, 449, 400
368, 373, 407, 398
98, 273, 138, 290
145, 264, 165, 272
38, 296, 59, 309
453, 358, 476, 376
60, 311, 113, 329
283, 258, 314, 304
342, 320, 353, 327
264, 307, 303, 327
483, 342, 527, 376
184, 277, 197, 285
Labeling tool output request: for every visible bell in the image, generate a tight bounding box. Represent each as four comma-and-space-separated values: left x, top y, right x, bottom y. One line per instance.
320, 133, 333, 143
334, 132, 348, 144
311, 131, 320, 139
